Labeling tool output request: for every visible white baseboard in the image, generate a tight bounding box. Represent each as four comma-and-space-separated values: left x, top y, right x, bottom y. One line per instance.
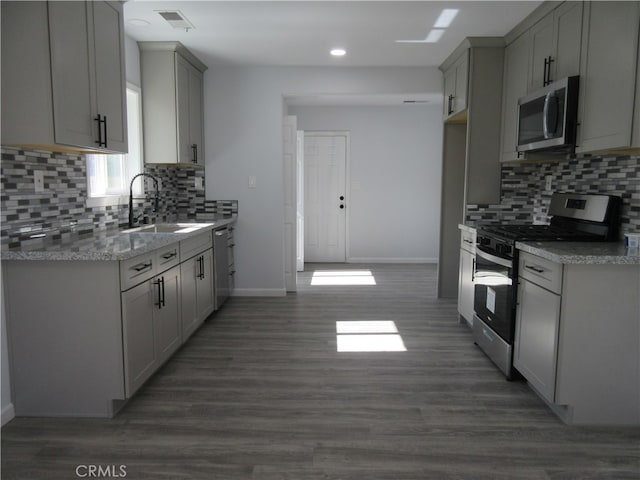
347, 257, 437, 264
1, 403, 15, 426
231, 288, 287, 297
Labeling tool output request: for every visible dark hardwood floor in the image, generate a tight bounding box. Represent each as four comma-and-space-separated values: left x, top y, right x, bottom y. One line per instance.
2, 263, 639, 479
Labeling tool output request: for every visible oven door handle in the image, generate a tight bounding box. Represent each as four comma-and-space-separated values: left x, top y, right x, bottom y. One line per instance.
476, 247, 513, 269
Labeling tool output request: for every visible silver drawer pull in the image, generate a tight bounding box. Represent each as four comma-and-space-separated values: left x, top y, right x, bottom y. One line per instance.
215, 230, 227, 236
463, 239, 474, 244
161, 251, 177, 260
525, 265, 545, 274
132, 261, 152, 272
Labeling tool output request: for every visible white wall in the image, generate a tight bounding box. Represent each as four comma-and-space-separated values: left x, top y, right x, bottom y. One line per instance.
289, 105, 442, 262
204, 66, 442, 294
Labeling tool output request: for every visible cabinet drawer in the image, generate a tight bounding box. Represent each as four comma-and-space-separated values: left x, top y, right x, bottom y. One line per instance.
180, 231, 212, 261
156, 243, 180, 272
519, 251, 563, 294
120, 253, 156, 292
460, 228, 476, 254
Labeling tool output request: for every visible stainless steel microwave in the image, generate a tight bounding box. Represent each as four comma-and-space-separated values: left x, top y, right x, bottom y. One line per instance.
516, 76, 579, 153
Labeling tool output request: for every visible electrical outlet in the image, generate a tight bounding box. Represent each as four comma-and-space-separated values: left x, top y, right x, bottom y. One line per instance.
194, 177, 203, 190
545, 175, 553, 191
248, 175, 257, 189
34, 171, 45, 193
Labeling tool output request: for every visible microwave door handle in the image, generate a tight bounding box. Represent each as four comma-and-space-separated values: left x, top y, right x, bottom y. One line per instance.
543, 91, 559, 139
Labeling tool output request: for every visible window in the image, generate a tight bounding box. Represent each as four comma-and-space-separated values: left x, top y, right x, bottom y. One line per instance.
86, 85, 143, 205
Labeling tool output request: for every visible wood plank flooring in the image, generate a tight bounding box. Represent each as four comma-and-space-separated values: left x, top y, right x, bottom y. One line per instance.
2, 263, 639, 479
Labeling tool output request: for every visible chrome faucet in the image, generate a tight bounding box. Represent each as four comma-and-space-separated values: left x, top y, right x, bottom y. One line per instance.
128, 173, 160, 228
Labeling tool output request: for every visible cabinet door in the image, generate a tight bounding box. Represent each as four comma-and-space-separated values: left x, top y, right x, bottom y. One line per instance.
551, 1, 583, 82
453, 51, 468, 114
197, 249, 215, 318
48, 1, 95, 149
180, 256, 200, 340
155, 266, 182, 365
514, 278, 561, 403
443, 67, 457, 117
500, 32, 531, 162
189, 66, 204, 165
577, 1, 640, 153
92, 1, 127, 153
457, 248, 475, 325
176, 54, 192, 164
528, 13, 554, 91
122, 281, 156, 397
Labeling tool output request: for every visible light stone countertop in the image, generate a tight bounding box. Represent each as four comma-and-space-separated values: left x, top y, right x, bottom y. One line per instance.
458, 224, 477, 234
1, 216, 236, 262
516, 241, 640, 265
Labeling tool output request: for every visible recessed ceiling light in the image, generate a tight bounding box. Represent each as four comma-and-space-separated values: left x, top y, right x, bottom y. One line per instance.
434, 9, 459, 28
330, 48, 347, 57
127, 18, 151, 27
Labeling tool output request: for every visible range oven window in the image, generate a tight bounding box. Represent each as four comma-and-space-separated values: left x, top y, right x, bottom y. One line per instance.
474, 248, 515, 343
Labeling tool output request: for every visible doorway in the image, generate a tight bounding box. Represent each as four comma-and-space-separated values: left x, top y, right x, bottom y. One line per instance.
303, 132, 349, 263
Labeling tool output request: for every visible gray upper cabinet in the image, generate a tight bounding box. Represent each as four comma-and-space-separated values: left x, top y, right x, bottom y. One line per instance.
1, 1, 127, 154
442, 50, 469, 120
500, 32, 531, 162
139, 42, 208, 165
527, 2, 582, 91
500, 1, 583, 161
576, 1, 640, 154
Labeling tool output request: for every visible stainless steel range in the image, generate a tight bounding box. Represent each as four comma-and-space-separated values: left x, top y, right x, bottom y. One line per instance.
472, 192, 621, 379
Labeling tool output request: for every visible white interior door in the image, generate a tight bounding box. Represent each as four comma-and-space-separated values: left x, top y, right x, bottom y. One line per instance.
283, 115, 297, 292
304, 134, 347, 263
296, 131, 305, 272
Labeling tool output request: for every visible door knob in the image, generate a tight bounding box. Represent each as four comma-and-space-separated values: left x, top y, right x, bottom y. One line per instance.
339, 195, 344, 201
340, 204, 344, 209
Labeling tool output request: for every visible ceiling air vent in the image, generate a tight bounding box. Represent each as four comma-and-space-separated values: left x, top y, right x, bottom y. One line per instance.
156, 10, 195, 31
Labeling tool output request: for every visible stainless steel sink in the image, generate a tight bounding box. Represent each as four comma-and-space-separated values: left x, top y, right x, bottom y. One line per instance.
123, 223, 214, 234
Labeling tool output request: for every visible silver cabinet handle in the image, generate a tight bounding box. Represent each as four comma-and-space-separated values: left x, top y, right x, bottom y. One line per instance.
161, 251, 177, 260
215, 230, 227, 236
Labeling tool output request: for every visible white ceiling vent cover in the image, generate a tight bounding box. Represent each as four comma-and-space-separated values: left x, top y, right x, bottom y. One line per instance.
156, 10, 195, 31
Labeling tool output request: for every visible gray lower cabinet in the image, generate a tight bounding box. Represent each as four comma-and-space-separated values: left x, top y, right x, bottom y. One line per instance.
180, 248, 215, 339
457, 228, 476, 326
514, 272, 561, 403
214, 228, 230, 309
121, 265, 181, 397
514, 251, 640, 425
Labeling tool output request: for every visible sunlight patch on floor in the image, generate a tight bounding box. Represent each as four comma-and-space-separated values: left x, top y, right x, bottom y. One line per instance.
336, 320, 406, 352
311, 270, 376, 286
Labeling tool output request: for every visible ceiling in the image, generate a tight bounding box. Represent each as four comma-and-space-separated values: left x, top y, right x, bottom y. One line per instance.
123, 1, 543, 68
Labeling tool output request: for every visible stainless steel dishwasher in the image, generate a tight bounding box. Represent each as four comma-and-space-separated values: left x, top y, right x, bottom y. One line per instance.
213, 227, 229, 309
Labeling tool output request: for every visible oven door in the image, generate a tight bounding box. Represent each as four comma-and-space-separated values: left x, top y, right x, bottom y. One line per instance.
473, 247, 515, 343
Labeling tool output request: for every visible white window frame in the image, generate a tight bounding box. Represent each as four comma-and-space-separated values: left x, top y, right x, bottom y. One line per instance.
86, 83, 144, 207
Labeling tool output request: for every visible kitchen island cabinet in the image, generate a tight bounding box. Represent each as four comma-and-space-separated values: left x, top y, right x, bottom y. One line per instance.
1, 1, 127, 154
514, 246, 640, 425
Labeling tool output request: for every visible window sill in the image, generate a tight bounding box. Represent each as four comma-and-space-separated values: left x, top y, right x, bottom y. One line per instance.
86, 195, 129, 208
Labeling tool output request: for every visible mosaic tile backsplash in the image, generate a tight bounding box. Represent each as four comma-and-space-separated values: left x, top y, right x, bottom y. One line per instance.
466, 155, 640, 238
1, 147, 238, 248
